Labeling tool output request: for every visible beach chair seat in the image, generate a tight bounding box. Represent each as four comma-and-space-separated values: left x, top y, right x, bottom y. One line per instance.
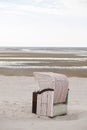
32, 72, 69, 117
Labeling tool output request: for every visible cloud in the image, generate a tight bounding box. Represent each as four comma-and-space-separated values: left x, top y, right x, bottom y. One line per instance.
0, 0, 87, 16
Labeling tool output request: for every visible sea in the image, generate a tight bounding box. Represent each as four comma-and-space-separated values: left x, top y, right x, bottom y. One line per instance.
0, 47, 87, 77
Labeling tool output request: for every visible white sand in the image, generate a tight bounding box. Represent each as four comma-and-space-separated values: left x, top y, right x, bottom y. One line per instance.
0, 76, 87, 130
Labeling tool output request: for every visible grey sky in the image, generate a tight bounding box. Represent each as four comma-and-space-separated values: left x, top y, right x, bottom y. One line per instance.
0, 0, 87, 47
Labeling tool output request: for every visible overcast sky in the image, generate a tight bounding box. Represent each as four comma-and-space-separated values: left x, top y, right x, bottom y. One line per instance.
0, 0, 87, 47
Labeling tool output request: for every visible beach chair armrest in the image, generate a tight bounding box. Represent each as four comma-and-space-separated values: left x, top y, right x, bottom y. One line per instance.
37, 88, 54, 94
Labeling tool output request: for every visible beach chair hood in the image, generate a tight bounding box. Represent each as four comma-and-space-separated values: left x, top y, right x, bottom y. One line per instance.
34, 72, 69, 104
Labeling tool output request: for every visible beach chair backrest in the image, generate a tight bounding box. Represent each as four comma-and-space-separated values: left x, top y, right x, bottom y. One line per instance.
53, 74, 68, 104
34, 72, 55, 90
34, 72, 69, 104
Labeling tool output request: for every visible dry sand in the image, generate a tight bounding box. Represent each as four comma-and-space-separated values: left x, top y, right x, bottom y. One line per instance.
0, 75, 87, 130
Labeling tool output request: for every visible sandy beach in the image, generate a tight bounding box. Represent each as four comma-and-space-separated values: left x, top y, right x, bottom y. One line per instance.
0, 75, 87, 130
0, 47, 87, 129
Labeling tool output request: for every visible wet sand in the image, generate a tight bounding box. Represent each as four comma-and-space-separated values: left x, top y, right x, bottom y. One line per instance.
0, 67, 87, 77
0, 51, 87, 77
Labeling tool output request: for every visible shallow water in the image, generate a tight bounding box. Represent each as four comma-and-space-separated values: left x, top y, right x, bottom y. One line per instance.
0, 47, 87, 76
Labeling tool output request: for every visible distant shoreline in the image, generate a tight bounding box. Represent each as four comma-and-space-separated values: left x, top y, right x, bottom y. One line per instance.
0, 47, 87, 77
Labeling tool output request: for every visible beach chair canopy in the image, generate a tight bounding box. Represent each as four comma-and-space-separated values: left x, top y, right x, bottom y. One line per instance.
34, 72, 69, 104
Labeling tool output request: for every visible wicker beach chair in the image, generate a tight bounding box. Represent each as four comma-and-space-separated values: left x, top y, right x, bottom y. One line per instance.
32, 72, 69, 117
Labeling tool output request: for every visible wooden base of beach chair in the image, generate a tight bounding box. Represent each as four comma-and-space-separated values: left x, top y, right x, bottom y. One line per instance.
32, 91, 68, 118
52, 104, 67, 117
